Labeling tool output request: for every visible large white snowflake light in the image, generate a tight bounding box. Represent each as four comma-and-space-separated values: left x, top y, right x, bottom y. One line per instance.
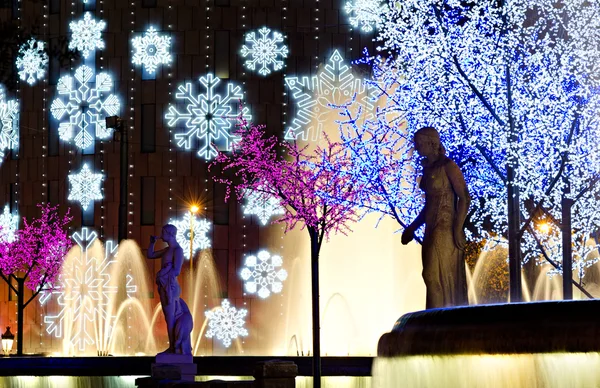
0, 86, 18, 165
132, 26, 172, 74
15, 39, 48, 85
240, 27, 288, 76
168, 212, 211, 260
165, 73, 251, 160
50, 65, 120, 150
345, 0, 388, 33
240, 250, 287, 299
40, 228, 136, 351
69, 12, 106, 59
68, 164, 104, 211
243, 187, 285, 226
285, 49, 373, 141
0, 205, 19, 243
205, 299, 248, 348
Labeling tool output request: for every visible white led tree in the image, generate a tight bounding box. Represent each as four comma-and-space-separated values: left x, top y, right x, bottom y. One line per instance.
0, 85, 19, 165
165, 73, 251, 160
15, 39, 48, 85
168, 212, 211, 260
242, 186, 285, 226
240, 250, 287, 299
131, 26, 172, 74
68, 164, 104, 211
285, 50, 373, 141
345, 0, 388, 33
0, 205, 19, 244
240, 27, 288, 76
69, 12, 106, 59
50, 65, 120, 150
205, 299, 248, 348
361, 0, 600, 297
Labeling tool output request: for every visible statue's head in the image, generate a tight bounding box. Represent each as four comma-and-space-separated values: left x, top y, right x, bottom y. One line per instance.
414, 126, 446, 160
161, 224, 177, 244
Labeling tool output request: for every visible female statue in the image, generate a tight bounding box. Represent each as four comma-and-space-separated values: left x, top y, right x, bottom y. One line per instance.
401, 127, 471, 309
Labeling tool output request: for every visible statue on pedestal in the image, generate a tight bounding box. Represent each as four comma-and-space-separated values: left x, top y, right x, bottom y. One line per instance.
148, 224, 193, 355
401, 127, 471, 309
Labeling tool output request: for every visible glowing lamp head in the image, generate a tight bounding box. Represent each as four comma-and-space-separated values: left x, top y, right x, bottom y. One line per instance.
190, 205, 200, 214
538, 222, 551, 234
1, 326, 14, 356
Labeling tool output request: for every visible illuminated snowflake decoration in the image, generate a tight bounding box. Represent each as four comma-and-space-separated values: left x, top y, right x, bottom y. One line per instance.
50, 65, 120, 150
68, 164, 104, 211
205, 299, 248, 348
0, 205, 19, 243
243, 187, 285, 226
40, 228, 136, 351
345, 0, 388, 33
0, 86, 19, 165
240, 250, 287, 299
165, 73, 251, 160
132, 26, 172, 74
15, 39, 48, 85
285, 49, 373, 141
69, 12, 106, 59
240, 27, 288, 76
168, 212, 211, 260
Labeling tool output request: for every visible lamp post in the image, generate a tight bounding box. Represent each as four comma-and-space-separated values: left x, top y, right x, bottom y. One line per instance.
189, 205, 199, 272
2, 326, 14, 356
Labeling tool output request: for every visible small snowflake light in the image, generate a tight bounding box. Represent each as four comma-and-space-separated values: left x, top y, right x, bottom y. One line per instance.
15, 39, 48, 85
0, 86, 19, 165
0, 204, 19, 243
165, 73, 251, 160
205, 299, 248, 348
345, 0, 388, 33
240, 27, 288, 76
69, 12, 106, 59
131, 26, 172, 74
240, 250, 287, 299
50, 64, 120, 150
168, 212, 211, 260
243, 187, 285, 226
68, 164, 104, 211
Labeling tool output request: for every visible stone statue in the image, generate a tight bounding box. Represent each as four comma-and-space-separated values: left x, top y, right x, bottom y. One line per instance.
148, 224, 193, 355
401, 127, 471, 309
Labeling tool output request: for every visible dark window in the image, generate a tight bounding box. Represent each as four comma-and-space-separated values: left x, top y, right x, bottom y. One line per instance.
213, 181, 229, 225
215, 0, 230, 6
141, 177, 155, 225
48, 180, 59, 205
9, 183, 16, 213
141, 104, 156, 153
50, 0, 60, 14
48, 121, 59, 156
142, 0, 157, 7
214, 31, 230, 79
0, 0, 11, 8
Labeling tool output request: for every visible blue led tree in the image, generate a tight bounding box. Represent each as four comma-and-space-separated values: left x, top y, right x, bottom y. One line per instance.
331, 1, 600, 299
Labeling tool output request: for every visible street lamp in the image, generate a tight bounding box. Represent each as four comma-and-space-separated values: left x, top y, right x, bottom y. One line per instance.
2, 326, 14, 356
189, 205, 200, 272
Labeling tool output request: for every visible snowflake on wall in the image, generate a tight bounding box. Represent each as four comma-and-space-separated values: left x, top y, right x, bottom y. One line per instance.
345, 0, 388, 33
50, 64, 120, 150
243, 187, 285, 226
15, 39, 49, 85
68, 164, 104, 211
131, 26, 172, 74
165, 73, 251, 160
0, 86, 19, 165
69, 12, 106, 59
0, 205, 19, 244
205, 299, 248, 348
285, 49, 373, 141
168, 212, 212, 260
240, 26, 288, 76
40, 228, 136, 351
240, 250, 287, 299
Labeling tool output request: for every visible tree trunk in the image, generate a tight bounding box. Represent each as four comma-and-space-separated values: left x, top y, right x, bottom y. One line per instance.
562, 195, 573, 300
507, 167, 522, 303
309, 230, 321, 388
16, 277, 24, 356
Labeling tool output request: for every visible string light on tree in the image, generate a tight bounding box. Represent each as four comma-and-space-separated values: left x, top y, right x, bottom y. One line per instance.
68, 164, 104, 211
131, 26, 172, 75
240, 250, 287, 299
69, 12, 106, 59
15, 39, 48, 85
205, 299, 248, 348
240, 27, 288, 76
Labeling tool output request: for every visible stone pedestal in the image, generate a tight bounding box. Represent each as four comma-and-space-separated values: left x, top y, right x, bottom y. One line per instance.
254, 360, 298, 388
151, 353, 197, 382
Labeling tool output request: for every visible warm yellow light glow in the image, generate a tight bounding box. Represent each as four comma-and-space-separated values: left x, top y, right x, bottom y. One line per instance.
538, 222, 551, 234
190, 205, 200, 214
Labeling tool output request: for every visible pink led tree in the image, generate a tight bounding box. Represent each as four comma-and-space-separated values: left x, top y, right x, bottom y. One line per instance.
0, 203, 72, 355
212, 119, 360, 388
